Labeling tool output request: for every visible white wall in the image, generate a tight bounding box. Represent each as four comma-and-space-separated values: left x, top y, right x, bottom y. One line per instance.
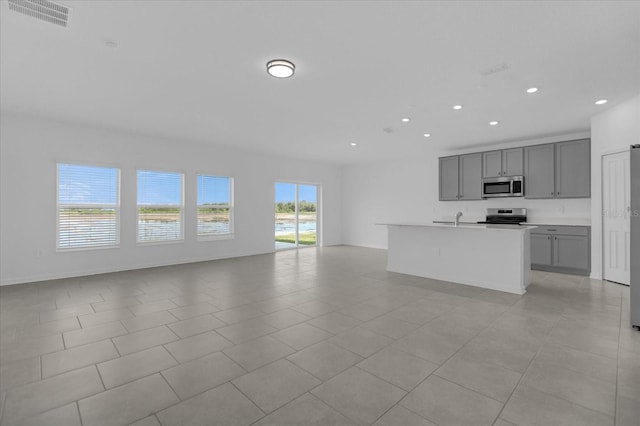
590, 93, 640, 279
342, 132, 592, 250
0, 114, 343, 285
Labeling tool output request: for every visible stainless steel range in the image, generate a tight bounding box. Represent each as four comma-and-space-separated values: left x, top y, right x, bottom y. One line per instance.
477, 208, 527, 225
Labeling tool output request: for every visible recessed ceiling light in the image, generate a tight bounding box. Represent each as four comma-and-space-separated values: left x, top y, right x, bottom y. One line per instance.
595, 99, 608, 105
423, 133, 431, 138
453, 105, 463, 110
350, 142, 357, 146
489, 121, 499, 126
401, 118, 410, 122
266, 59, 295, 78
526, 87, 538, 93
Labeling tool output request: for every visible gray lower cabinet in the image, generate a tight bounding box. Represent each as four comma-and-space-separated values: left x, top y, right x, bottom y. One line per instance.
530, 225, 590, 275
554, 234, 590, 270
439, 154, 482, 201
531, 233, 553, 266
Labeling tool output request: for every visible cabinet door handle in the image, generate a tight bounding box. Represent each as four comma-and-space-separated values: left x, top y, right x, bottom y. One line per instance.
547, 235, 551, 240
550, 192, 554, 195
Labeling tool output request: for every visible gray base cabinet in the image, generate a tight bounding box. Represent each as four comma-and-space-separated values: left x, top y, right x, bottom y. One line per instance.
530, 225, 590, 275
531, 234, 553, 266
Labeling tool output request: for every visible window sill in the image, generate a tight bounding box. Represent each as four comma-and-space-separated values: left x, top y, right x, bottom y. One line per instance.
137, 239, 185, 247
197, 234, 234, 242
56, 244, 120, 253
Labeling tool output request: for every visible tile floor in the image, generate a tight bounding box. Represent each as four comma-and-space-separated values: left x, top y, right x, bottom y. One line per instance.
0, 246, 638, 426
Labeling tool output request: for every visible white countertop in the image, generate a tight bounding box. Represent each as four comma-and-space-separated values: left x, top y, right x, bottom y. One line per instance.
378, 222, 536, 231
522, 218, 591, 227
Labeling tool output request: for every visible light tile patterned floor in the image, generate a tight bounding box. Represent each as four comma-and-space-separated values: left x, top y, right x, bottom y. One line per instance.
0, 246, 638, 425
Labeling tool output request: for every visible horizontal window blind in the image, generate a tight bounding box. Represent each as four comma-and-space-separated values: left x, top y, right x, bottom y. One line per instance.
57, 164, 120, 249
197, 175, 233, 237
137, 170, 183, 243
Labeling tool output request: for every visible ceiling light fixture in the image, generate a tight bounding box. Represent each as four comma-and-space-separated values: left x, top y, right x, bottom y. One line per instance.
595, 99, 608, 105
266, 59, 295, 78
526, 87, 538, 93
401, 118, 410, 122
453, 105, 463, 110
489, 121, 499, 126
350, 142, 357, 146
423, 133, 431, 138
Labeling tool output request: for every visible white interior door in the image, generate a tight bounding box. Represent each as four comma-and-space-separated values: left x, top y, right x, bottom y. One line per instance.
602, 150, 631, 285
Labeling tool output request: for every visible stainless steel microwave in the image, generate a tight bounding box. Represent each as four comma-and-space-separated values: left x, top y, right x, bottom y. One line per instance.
482, 176, 524, 198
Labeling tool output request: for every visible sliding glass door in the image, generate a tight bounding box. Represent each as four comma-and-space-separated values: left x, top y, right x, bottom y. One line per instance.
275, 182, 318, 250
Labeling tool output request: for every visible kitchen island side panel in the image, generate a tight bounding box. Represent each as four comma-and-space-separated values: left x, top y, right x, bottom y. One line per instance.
385, 225, 531, 295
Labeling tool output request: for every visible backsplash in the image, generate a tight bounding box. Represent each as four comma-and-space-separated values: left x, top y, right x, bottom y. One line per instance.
435, 197, 591, 224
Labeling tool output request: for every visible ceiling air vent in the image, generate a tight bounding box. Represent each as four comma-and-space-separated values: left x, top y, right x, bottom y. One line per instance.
8, 0, 70, 28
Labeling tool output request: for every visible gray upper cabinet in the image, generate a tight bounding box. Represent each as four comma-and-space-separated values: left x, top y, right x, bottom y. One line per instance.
555, 139, 590, 198
459, 153, 482, 200
483, 148, 523, 178
482, 151, 502, 178
439, 138, 589, 201
524, 139, 590, 199
439, 156, 459, 201
524, 143, 556, 198
502, 148, 524, 176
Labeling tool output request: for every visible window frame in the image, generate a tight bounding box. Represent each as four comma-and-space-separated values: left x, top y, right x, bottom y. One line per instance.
196, 173, 234, 241
56, 162, 121, 252
136, 169, 185, 245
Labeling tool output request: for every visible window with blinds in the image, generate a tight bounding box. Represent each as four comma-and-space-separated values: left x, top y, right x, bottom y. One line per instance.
197, 174, 233, 238
57, 163, 120, 249
137, 170, 184, 243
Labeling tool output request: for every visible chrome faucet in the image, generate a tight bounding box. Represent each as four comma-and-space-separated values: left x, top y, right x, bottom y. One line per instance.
455, 211, 463, 226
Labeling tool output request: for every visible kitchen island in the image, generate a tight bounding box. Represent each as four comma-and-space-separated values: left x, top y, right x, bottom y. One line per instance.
379, 223, 535, 295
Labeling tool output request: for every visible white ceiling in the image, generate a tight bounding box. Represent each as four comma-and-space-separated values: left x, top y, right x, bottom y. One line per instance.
1, 1, 639, 165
